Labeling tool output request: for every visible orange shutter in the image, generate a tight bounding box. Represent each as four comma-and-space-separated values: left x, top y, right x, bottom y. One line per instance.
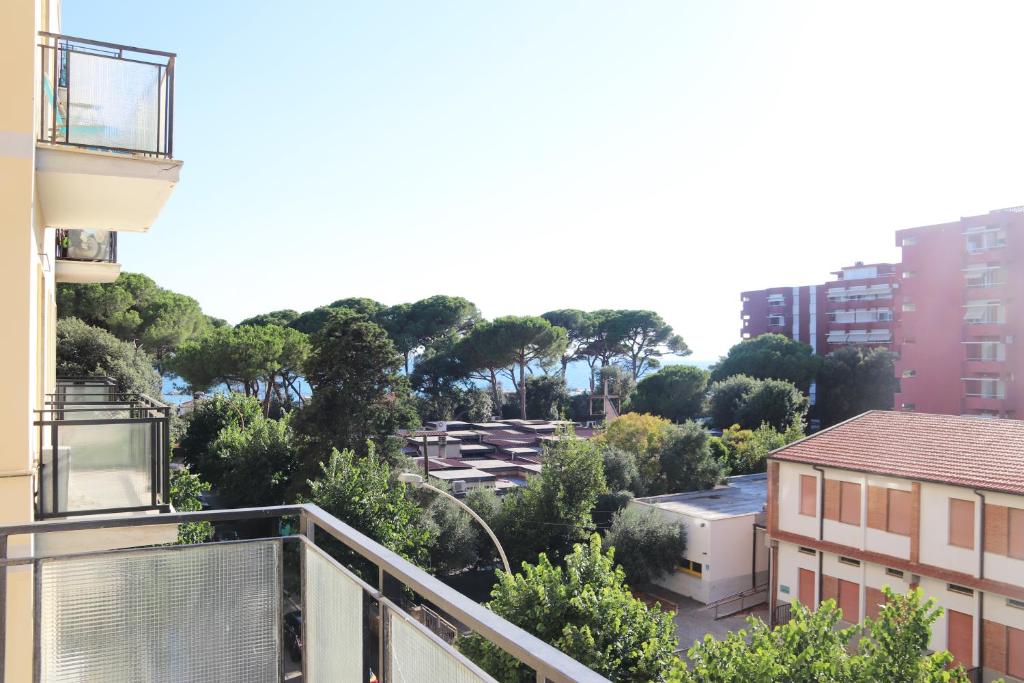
865, 586, 885, 620
1009, 508, 1024, 560
887, 489, 912, 536
798, 568, 815, 608
947, 610, 973, 668
824, 480, 840, 521
800, 475, 817, 516
867, 486, 888, 530
984, 504, 1008, 555
949, 499, 975, 549
983, 619, 1007, 672
821, 574, 839, 605
837, 579, 859, 623
839, 482, 861, 525
1009, 626, 1024, 679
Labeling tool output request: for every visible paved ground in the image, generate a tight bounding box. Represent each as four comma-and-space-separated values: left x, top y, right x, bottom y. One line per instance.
635, 587, 767, 658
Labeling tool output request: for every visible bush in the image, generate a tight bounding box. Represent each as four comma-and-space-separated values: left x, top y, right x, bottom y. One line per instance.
658, 420, 722, 493
178, 393, 264, 485
56, 317, 160, 395
706, 375, 759, 429
605, 507, 687, 586
629, 365, 710, 423
209, 413, 300, 508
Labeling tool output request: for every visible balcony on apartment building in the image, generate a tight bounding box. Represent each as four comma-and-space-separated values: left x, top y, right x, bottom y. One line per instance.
35, 377, 175, 552
963, 264, 1007, 301
54, 228, 119, 283
962, 339, 1007, 375
964, 226, 1008, 265
962, 301, 1007, 338
0, 505, 608, 683
35, 32, 182, 232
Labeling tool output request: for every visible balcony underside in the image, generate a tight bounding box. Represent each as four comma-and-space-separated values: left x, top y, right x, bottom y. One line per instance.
55, 258, 121, 283
35, 144, 182, 232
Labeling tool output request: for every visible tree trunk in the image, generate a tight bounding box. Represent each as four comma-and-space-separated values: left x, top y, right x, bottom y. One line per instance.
489, 369, 502, 418
262, 373, 275, 416
518, 362, 527, 420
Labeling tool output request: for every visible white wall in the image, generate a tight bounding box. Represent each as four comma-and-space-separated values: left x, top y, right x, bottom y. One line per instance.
777, 461, 820, 539
981, 490, 1024, 586
918, 482, 981, 576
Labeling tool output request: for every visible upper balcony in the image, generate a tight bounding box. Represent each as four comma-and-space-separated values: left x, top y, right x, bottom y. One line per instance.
35, 32, 182, 232
0, 505, 609, 683
54, 229, 120, 283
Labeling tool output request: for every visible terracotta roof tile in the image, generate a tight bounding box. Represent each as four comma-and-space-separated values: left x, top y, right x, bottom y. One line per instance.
770, 411, 1024, 494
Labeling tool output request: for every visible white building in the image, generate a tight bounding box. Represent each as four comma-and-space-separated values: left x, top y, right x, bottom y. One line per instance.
767, 411, 1024, 681
630, 473, 769, 604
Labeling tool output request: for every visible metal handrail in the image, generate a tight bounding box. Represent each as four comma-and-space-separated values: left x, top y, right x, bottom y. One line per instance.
55, 229, 117, 263
0, 504, 611, 683
37, 32, 175, 158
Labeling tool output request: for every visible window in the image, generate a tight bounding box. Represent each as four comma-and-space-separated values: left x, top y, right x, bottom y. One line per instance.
838, 579, 860, 623
947, 584, 974, 596
840, 482, 861, 525
886, 568, 904, 578
1009, 507, 1024, 559
678, 559, 703, 577
902, 302, 916, 312
768, 315, 785, 326
901, 403, 916, 411
902, 271, 915, 279
800, 475, 817, 516
887, 489, 913, 536
902, 369, 917, 378
947, 610, 973, 668
949, 498, 975, 549
1010, 627, 1024, 679
838, 556, 860, 567
1007, 598, 1024, 610
901, 236, 917, 247
798, 568, 816, 608
798, 546, 817, 556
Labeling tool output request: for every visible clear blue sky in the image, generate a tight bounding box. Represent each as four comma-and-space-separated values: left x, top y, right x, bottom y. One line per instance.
64, 1, 1024, 360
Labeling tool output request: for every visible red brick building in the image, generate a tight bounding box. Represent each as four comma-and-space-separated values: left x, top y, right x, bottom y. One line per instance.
894, 207, 1022, 419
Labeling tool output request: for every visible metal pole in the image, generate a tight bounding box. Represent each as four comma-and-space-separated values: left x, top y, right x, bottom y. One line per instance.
422, 434, 428, 479
420, 482, 511, 575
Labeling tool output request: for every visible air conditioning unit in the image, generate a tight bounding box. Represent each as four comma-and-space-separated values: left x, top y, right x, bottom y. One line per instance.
451, 481, 467, 495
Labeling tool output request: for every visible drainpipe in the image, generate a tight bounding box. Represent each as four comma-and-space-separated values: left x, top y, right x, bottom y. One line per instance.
813, 465, 826, 607
974, 489, 986, 674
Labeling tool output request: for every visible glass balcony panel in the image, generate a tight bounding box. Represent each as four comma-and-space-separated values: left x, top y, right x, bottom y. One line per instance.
387, 604, 495, 682
57, 229, 116, 262
38, 540, 282, 683
57, 420, 153, 511
304, 542, 364, 683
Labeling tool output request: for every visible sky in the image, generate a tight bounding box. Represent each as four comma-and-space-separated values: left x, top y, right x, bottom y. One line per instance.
65, 1, 1024, 361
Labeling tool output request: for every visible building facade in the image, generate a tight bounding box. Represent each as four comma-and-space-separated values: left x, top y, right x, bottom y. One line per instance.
741, 262, 897, 355
894, 208, 1022, 419
767, 411, 1024, 681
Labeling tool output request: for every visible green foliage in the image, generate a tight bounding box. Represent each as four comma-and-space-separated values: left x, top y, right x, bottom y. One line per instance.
169, 466, 212, 544
57, 272, 209, 362
736, 378, 809, 431
541, 309, 594, 376
630, 365, 710, 423
422, 491, 480, 574
707, 375, 808, 431
524, 374, 570, 420
56, 317, 161, 395
169, 324, 310, 414
597, 413, 673, 495
605, 507, 686, 586
295, 311, 419, 470
497, 432, 606, 567
658, 421, 722, 494
593, 490, 634, 530
238, 309, 300, 328
816, 347, 898, 427
304, 446, 432, 565
458, 535, 684, 683
209, 413, 300, 508
606, 309, 691, 380
710, 334, 821, 391
465, 487, 505, 564
492, 316, 569, 420
178, 393, 264, 484
597, 364, 637, 407
453, 321, 518, 410
706, 375, 759, 429
711, 421, 804, 476
601, 446, 640, 493
683, 589, 969, 683
378, 295, 480, 372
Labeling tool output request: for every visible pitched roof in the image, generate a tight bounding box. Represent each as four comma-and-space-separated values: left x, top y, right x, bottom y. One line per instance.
770, 411, 1024, 495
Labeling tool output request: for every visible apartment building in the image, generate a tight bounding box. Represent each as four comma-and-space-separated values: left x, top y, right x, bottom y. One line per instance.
0, 3, 608, 681
767, 411, 1024, 681
894, 208, 1022, 419
740, 262, 898, 354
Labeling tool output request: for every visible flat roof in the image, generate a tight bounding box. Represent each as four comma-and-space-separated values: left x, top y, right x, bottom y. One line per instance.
429, 468, 494, 482
407, 435, 462, 444
501, 447, 540, 455
769, 411, 1024, 495
459, 444, 496, 453
637, 474, 767, 520
469, 422, 509, 429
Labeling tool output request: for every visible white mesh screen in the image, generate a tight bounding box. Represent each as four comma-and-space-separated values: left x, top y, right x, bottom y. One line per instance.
66, 50, 160, 152
38, 540, 281, 682
303, 543, 364, 682
388, 606, 494, 683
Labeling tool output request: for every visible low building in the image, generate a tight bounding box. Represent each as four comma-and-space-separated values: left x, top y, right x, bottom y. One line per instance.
767, 411, 1024, 679
630, 473, 769, 604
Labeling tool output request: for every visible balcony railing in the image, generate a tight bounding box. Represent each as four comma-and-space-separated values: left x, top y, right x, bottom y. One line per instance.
55, 229, 117, 263
35, 377, 169, 518
38, 32, 175, 158
0, 505, 609, 683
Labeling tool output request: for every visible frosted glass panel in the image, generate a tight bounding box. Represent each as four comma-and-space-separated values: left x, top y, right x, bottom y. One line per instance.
388, 606, 495, 683
66, 51, 160, 152
38, 540, 281, 683
304, 543, 364, 683
58, 418, 153, 512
